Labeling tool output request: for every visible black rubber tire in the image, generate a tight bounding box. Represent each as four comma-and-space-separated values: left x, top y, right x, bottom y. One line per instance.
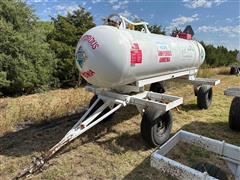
230, 67, 237, 75
229, 97, 240, 131
150, 82, 165, 93
194, 86, 198, 96
140, 107, 173, 147
197, 85, 213, 109
192, 162, 228, 180
88, 95, 114, 122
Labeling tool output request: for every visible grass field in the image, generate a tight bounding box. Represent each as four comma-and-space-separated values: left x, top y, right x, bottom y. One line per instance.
0, 67, 239, 179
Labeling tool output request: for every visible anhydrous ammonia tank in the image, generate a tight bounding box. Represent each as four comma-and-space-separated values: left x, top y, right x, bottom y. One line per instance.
76, 22, 206, 88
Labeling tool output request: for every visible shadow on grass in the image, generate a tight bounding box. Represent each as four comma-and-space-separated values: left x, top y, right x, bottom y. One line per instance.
180, 121, 240, 146
93, 132, 149, 154
218, 69, 231, 75
180, 103, 199, 112
0, 105, 140, 157
123, 157, 174, 180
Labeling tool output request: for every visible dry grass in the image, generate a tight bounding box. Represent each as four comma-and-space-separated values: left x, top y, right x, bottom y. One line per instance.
0, 88, 92, 135
0, 67, 239, 179
197, 66, 229, 78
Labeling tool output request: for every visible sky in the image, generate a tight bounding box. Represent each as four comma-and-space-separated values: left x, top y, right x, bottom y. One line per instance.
26, 0, 240, 50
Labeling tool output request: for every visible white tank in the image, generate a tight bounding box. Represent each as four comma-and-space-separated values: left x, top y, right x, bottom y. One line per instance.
76, 24, 205, 88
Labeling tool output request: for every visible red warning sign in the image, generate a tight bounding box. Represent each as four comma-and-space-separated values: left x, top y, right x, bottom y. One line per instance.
159, 57, 171, 62
157, 43, 172, 63
81, 69, 95, 78
158, 51, 172, 62
130, 43, 142, 64
158, 51, 172, 57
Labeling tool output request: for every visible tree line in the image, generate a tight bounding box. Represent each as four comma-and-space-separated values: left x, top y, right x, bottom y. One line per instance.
0, 0, 238, 96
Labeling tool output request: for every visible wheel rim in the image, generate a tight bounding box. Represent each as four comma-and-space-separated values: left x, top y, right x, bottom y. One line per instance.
156, 119, 167, 136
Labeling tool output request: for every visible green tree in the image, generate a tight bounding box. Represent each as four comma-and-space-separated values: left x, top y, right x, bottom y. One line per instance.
48, 7, 95, 87
200, 41, 238, 67
148, 25, 166, 35
0, 0, 56, 95
132, 18, 165, 34
171, 27, 182, 36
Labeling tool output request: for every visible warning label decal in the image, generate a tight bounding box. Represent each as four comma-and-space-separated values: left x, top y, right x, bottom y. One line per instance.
130, 43, 142, 64
157, 43, 172, 63
81, 69, 95, 78
159, 57, 171, 62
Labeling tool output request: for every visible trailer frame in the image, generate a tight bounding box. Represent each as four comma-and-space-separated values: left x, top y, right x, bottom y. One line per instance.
224, 87, 240, 97
151, 130, 240, 180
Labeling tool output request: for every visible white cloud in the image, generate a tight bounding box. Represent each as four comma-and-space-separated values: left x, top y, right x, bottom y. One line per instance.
167, 14, 199, 32
206, 14, 215, 18
27, 0, 49, 2
172, 14, 199, 26
204, 39, 239, 50
82, 1, 87, 6
55, 4, 79, 16
225, 18, 232, 23
111, 0, 129, 10
53, 1, 90, 16
131, 14, 140, 20
43, 7, 51, 15
91, 0, 102, 4
149, 14, 154, 19
108, 0, 118, 4
197, 25, 240, 38
112, 4, 121, 10
119, 10, 140, 21
183, 0, 226, 8
120, 10, 131, 18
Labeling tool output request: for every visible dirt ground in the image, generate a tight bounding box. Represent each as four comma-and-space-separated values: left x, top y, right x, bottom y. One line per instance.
0, 69, 240, 179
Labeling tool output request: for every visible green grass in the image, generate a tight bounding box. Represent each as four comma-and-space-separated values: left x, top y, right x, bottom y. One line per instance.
0, 67, 239, 179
